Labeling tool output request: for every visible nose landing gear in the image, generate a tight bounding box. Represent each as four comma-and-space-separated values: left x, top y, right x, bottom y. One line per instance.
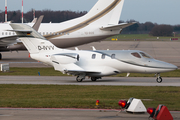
155, 73, 162, 83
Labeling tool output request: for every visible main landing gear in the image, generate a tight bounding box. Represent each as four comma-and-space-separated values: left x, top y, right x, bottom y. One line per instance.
91, 77, 101, 81
76, 76, 85, 82
76, 75, 101, 82
155, 73, 162, 83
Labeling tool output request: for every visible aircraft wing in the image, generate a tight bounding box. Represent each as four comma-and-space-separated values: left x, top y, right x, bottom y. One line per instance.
100, 22, 136, 31
0, 35, 18, 46
66, 70, 101, 75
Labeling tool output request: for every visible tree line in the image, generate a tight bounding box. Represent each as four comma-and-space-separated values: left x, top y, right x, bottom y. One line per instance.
0, 10, 180, 36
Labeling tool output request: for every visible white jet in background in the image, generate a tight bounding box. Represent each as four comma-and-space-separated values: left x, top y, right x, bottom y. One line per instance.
9, 24, 178, 83
0, 0, 135, 59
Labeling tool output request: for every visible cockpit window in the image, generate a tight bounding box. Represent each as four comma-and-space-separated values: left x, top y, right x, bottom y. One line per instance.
140, 52, 152, 58
131, 52, 141, 58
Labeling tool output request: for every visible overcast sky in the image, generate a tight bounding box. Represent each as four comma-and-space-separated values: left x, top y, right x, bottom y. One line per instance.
0, 0, 180, 25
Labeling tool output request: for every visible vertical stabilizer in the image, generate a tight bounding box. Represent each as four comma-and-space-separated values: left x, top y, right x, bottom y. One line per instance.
83, 0, 124, 25
108, 0, 124, 25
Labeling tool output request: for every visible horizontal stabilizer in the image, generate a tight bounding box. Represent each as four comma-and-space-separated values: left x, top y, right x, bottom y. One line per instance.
7, 29, 32, 33
10, 24, 46, 40
100, 22, 136, 31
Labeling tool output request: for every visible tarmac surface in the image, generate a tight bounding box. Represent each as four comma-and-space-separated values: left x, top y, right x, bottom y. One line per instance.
0, 76, 180, 86
0, 41, 180, 68
0, 108, 180, 120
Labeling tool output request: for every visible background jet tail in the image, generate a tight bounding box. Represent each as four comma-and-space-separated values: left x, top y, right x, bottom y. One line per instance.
10, 23, 59, 54
83, 0, 124, 26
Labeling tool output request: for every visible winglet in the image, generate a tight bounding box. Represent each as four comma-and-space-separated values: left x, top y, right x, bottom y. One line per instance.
32, 15, 44, 31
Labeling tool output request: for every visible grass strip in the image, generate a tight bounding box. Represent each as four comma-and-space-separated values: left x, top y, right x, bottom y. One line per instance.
0, 85, 180, 111
0, 67, 179, 77
107, 34, 180, 41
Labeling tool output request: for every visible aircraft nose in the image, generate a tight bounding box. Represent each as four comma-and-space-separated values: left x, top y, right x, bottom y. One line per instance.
155, 60, 178, 70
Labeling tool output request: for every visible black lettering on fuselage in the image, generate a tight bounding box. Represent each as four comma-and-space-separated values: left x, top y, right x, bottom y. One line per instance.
38, 46, 55, 51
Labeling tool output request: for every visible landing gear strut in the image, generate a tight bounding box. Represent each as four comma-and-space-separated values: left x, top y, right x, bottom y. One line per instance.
156, 73, 162, 83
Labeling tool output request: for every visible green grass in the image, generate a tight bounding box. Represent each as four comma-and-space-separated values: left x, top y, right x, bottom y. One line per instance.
0, 85, 180, 110
107, 34, 180, 41
0, 67, 67, 76
0, 67, 179, 77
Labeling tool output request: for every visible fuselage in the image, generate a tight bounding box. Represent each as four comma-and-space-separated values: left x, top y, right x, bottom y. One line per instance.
31, 49, 178, 77
0, 21, 120, 51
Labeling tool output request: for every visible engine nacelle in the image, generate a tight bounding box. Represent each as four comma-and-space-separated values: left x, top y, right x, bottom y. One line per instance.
51, 53, 79, 64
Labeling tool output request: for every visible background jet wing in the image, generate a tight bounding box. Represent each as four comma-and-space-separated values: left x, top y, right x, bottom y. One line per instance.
100, 22, 136, 31
0, 35, 18, 46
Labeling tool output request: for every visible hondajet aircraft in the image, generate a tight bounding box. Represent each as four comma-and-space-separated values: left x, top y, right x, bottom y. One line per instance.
0, 0, 135, 59
9, 24, 178, 83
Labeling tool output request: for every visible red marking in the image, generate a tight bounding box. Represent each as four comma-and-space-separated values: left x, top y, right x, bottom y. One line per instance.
171, 38, 178, 40
154, 105, 173, 120
5, 7, 7, 14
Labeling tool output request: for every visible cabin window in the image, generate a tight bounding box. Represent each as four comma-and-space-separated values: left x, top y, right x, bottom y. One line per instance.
9, 32, 11, 35
92, 54, 96, 59
111, 54, 115, 59
2, 32, 4, 35
131, 52, 141, 58
101, 54, 105, 59
140, 52, 152, 59
5, 32, 7, 35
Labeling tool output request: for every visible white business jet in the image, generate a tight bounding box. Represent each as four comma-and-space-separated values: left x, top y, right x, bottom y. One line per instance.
9, 23, 178, 83
0, 0, 135, 59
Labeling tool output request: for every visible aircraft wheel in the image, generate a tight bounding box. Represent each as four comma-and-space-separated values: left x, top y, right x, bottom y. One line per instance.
76, 76, 83, 82
156, 77, 162, 83
0, 53, 2, 60
91, 77, 97, 81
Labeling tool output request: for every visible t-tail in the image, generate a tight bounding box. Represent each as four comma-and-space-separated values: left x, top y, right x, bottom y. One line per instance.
10, 23, 60, 54
10, 23, 61, 65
